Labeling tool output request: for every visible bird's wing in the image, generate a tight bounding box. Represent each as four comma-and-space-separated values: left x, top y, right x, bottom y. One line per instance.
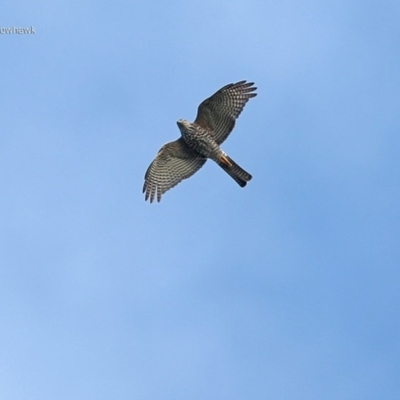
194, 81, 257, 145
143, 138, 207, 202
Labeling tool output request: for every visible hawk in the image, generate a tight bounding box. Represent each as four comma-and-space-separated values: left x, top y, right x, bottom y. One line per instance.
143, 80, 257, 202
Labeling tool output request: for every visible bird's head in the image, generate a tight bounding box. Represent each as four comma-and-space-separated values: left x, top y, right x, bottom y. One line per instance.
177, 119, 190, 133
177, 118, 189, 127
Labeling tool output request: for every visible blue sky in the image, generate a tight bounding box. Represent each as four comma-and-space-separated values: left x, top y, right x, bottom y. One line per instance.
1, 1, 400, 399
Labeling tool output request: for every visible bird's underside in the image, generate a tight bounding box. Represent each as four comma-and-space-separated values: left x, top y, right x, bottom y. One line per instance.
143, 80, 257, 203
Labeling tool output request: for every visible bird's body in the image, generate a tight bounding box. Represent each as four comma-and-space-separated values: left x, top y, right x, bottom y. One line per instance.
143, 81, 257, 202
177, 119, 223, 163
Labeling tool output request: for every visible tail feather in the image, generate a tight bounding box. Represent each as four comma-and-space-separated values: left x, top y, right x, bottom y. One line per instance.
218, 155, 252, 187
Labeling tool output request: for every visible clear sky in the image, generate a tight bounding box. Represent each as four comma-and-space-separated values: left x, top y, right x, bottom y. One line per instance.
1, 1, 400, 399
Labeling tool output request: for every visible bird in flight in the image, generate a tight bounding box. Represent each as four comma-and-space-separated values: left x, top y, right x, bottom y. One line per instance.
143, 80, 257, 202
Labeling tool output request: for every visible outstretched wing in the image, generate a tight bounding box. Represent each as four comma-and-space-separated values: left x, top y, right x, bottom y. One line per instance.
143, 138, 207, 202
194, 80, 257, 145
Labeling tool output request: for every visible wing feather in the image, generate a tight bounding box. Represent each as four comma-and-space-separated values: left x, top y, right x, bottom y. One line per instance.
194, 81, 257, 144
143, 138, 206, 202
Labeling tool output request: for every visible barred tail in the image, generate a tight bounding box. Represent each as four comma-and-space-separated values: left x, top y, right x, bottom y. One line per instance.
218, 155, 252, 187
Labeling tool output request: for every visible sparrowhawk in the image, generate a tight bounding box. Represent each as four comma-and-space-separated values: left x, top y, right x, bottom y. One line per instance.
143, 80, 257, 202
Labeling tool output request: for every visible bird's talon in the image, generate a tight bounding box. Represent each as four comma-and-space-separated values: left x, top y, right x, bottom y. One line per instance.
220, 155, 232, 167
